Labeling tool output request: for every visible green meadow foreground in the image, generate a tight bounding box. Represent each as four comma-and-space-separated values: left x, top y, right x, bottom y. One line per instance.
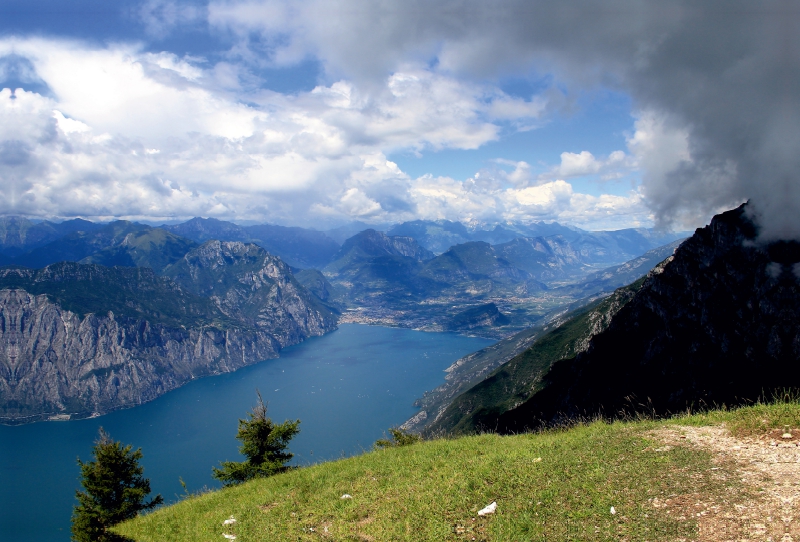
116, 402, 800, 541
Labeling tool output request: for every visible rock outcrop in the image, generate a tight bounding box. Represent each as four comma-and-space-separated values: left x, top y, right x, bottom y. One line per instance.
163, 240, 336, 344
0, 241, 337, 424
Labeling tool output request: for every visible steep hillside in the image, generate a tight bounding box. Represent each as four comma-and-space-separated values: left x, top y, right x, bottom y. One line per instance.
0, 244, 337, 424
556, 238, 683, 297
493, 235, 586, 282
497, 204, 800, 432
402, 324, 547, 433
423, 278, 645, 436
0, 263, 229, 328
322, 229, 434, 305
418, 241, 546, 296
163, 241, 337, 342
0, 289, 275, 424
327, 235, 547, 303
403, 239, 692, 434
117, 402, 800, 542
326, 229, 433, 271
293, 268, 345, 311
445, 302, 510, 332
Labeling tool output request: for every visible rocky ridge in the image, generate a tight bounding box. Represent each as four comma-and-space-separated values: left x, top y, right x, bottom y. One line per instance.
0, 241, 337, 424
497, 204, 800, 431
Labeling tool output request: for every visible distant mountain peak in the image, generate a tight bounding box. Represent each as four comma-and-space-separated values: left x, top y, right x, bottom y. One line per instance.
335, 229, 434, 262
162, 217, 250, 243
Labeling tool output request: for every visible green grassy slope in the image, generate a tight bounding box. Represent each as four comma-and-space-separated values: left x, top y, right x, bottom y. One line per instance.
425, 279, 644, 436
116, 402, 800, 542
404, 324, 548, 434
424, 279, 644, 435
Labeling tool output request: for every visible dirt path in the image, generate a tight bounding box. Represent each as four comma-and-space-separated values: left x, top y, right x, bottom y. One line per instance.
655, 425, 800, 541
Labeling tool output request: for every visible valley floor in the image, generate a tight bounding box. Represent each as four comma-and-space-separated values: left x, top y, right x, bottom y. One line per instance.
116, 402, 800, 541
335, 292, 577, 339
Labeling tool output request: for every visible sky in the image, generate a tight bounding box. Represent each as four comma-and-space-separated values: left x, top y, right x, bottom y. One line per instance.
0, 1, 797, 236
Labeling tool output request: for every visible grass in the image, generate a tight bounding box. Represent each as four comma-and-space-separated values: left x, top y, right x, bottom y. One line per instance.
112, 401, 800, 542
678, 391, 800, 437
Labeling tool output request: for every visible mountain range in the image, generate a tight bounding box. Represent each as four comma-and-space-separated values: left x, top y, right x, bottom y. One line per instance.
0, 215, 685, 336
386, 219, 683, 261
0, 216, 102, 260
0, 215, 683, 272
407, 203, 800, 435
162, 217, 341, 269
321, 228, 683, 335
4, 204, 789, 430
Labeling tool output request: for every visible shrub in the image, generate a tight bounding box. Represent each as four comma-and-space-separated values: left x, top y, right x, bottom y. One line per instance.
71, 428, 163, 542
212, 391, 300, 486
374, 427, 423, 449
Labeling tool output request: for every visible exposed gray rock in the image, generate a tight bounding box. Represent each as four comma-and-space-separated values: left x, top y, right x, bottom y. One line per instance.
0, 241, 337, 424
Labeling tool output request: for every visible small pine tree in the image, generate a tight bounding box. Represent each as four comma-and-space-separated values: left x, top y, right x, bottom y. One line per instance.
374, 427, 423, 449
212, 391, 300, 487
71, 428, 163, 542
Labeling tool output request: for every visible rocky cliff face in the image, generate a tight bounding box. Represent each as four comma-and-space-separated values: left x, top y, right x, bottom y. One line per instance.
163, 241, 336, 343
0, 242, 337, 424
497, 204, 800, 432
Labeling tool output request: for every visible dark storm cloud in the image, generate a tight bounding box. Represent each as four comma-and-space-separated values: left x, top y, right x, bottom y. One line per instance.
214, 0, 799, 237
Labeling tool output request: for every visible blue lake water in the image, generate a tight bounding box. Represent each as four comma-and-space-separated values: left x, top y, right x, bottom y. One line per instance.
0, 324, 492, 542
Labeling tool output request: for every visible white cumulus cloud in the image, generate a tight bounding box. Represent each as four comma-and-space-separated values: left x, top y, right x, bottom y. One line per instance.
1, 36, 593, 227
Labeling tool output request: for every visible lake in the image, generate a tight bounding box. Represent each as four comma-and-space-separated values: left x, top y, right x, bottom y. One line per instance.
0, 324, 492, 542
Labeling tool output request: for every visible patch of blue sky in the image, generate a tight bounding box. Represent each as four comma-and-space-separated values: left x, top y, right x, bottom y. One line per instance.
389, 89, 635, 189
255, 59, 322, 93
225, 31, 324, 93
0, 0, 323, 96
0, 0, 217, 61
0, 0, 144, 41
0, 55, 54, 97
497, 74, 553, 100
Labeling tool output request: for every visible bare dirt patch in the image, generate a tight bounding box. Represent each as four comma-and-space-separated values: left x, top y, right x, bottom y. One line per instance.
654, 425, 800, 541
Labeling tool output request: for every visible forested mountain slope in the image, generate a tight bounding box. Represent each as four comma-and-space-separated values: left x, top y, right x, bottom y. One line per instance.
498, 204, 800, 432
